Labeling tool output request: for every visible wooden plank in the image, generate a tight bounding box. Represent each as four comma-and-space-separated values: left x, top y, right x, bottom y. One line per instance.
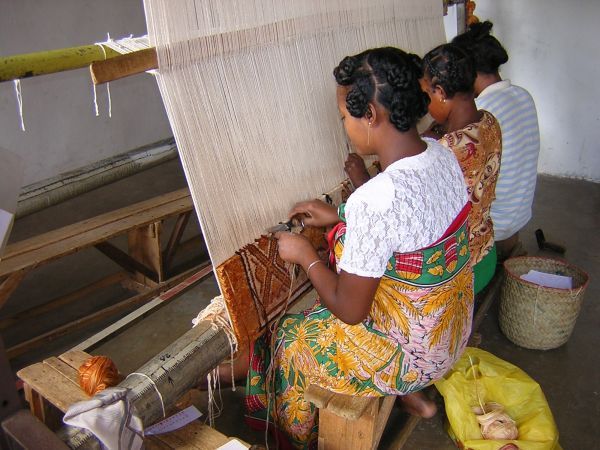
7, 265, 206, 359
0, 269, 29, 310
2, 410, 69, 450
43, 357, 81, 386
128, 222, 163, 284
327, 393, 374, 421
0, 189, 192, 276
91, 47, 158, 85
17, 363, 88, 413
145, 421, 230, 450
0, 272, 128, 330
72, 264, 213, 352
59, 350, 92, 371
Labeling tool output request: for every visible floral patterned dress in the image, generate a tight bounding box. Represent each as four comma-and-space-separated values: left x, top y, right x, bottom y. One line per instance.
245, 142, 474, 449
439, 110, 502, 265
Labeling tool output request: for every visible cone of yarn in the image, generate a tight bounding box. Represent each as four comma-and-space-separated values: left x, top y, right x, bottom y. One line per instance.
78, 356, 120, 396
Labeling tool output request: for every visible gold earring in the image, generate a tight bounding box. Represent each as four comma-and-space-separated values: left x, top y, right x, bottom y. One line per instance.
367, 122, 372, 146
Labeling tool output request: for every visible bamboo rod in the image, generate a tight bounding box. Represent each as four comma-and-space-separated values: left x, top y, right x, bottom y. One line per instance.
0, 45, 121, 83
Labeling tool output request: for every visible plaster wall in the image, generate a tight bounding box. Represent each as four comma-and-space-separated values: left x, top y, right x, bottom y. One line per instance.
0, 0, 172, 186
475, 0, 600, 181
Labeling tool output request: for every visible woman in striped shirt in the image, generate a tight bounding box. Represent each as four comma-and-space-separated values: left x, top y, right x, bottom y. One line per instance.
452, 21, 540, 260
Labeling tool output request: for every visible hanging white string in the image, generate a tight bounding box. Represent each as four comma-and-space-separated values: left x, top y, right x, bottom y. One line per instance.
93, 33, 114, 118
13, 79, 26, 131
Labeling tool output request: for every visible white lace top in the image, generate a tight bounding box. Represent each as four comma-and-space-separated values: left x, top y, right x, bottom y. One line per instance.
338, 139, 468, 278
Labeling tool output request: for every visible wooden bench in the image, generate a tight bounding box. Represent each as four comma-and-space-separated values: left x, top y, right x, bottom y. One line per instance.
305, 385, 395, 450
0, 188, 207, 359
303, 243, 530, 450
16, 348, 249, 449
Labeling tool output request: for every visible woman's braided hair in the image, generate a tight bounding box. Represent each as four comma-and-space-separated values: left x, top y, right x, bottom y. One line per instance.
333, 47, 430, 132
451, 21, 509, 74
422, 43, 476, 98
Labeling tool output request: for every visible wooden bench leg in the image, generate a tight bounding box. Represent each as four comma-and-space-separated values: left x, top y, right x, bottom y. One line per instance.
22, 384, 63, 431
317, 396, 395, 450
128, 221, 163, 285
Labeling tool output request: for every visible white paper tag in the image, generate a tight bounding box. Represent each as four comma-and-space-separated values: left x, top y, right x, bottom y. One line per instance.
216, 438, 250, 449
520, 269, 573, 290
145, 406, 202, 436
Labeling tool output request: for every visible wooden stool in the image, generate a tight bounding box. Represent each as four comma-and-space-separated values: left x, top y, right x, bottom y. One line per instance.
305, 384, 395, 450
17, 350, 249, 449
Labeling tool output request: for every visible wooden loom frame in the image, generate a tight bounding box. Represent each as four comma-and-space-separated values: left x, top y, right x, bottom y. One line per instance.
0, 2, 478, 447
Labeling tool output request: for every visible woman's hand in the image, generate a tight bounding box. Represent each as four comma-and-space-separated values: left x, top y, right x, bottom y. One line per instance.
274, 232, 319, 267
288, 200, 339, 228
344, 153, 371, 188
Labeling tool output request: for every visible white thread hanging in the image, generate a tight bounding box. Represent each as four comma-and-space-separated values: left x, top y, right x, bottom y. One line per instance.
192, 295, 239, 392
93, 34, 113, 118
13, 79, 26, 131
124, 372, 166, 418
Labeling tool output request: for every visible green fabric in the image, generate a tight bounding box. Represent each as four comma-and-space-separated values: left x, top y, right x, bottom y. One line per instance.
473, 244, 497, 294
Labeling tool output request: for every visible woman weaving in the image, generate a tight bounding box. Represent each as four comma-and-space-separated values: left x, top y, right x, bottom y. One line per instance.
245, 47, 474, 449
420, 44, 502, 294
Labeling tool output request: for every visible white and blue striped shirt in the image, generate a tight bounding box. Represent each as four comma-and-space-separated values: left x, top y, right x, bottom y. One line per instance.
475, 80, 540, 241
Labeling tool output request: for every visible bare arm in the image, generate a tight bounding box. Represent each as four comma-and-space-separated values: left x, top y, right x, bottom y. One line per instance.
276, 232, 379, 325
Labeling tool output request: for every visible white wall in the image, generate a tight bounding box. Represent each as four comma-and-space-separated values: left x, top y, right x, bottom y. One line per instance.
475, 0, 600, 181
0, 0, 172, 186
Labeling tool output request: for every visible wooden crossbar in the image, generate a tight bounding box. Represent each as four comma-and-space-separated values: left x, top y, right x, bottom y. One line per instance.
0, 188, 192, 277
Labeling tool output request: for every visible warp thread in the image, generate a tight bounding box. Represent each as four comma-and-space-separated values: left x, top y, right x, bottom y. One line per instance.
192, 295, 239, 426
78, 355, 121, 396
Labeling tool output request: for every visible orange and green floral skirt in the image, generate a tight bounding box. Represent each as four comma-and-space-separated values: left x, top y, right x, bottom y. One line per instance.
245, 206, 474, 449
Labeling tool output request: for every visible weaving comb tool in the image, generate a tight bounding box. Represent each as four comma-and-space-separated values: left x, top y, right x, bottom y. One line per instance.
265, 218, 304, 235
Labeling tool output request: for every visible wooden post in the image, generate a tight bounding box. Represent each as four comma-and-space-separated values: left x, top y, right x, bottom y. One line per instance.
57, 320, 232, 449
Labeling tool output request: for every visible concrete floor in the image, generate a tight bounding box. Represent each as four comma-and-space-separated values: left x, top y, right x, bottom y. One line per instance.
2, 159, 598, 449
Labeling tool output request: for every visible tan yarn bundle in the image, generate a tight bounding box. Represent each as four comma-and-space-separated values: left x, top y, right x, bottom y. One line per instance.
472, 402, 519, 441
78, 356, 121, 396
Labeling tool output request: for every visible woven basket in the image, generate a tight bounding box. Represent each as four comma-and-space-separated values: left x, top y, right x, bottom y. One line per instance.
499, 256, 589, 350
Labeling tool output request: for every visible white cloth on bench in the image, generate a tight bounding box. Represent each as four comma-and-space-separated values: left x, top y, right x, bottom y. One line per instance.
63, 387, 144, 450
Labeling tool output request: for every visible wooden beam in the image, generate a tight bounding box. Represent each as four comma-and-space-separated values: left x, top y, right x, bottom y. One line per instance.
0, 269, 29, 310
0, 45, 121, 83
6, 265, 205, 359
0, 272, 128, 330
90, 48, 158, 85
163, 211, 192, 274
72, 264, 213, 352
95, 241, 159, 283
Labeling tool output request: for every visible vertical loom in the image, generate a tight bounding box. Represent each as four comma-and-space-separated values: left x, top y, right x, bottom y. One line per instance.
144, 0, 447, 349
48, 1, 447, 447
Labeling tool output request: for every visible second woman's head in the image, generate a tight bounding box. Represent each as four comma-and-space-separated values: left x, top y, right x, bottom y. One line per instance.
333, 47, 429, 154
421, 43, 476, 125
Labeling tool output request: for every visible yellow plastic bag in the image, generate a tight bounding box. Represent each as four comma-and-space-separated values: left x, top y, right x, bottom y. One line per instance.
435, 348, 560, 450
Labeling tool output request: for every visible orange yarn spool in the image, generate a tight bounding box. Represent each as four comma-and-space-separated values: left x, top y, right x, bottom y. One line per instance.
78, 356, 121, 396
